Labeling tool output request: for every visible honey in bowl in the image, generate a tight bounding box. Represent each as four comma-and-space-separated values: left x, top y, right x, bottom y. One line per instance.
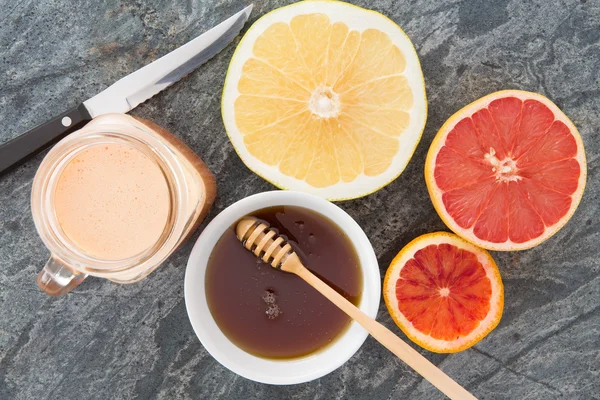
205, 206, 362, 359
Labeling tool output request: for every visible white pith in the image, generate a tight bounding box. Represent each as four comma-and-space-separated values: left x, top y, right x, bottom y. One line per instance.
222, 1, 427, 200
426, 90, 587, 251
308, 86, 341, 118
484, 147, 521, 182
384, 233, 503, 352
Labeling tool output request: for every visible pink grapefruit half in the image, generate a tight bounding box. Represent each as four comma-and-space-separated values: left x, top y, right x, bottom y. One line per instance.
425, 90, 586, 251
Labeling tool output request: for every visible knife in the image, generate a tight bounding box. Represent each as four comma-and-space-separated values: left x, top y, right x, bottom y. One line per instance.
0, 5, 253, 175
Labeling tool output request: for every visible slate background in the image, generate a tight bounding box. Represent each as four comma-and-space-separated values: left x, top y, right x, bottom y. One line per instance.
0, 0, 598, 399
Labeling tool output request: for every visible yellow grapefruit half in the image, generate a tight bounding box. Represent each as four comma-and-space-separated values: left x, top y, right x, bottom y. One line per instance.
383, 232, 504, 353
222, 0, 427, 200
425, 90, 586, 251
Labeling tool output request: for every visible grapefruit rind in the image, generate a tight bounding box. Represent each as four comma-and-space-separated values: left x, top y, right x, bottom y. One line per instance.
424, 90, 587, 251
383, 232, 504, 353
222, 0, 427, 200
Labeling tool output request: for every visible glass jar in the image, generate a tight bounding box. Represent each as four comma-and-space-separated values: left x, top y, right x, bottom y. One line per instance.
31, 113, 216, 296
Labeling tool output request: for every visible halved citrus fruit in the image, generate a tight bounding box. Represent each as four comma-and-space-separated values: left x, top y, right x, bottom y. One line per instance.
425, 90, 586, 251
222, 0, 427, 200
383, 232, 503, 353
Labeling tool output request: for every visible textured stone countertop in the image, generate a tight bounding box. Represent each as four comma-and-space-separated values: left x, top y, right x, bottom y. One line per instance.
1, 0, 599, 399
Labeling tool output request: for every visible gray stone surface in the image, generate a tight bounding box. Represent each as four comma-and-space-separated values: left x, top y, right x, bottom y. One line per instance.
0, 0, 598, 398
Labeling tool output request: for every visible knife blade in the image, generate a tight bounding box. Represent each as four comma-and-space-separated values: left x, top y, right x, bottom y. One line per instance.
0, 5, 253, 175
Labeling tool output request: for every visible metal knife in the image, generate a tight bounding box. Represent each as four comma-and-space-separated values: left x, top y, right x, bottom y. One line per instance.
0, 5, 253, 175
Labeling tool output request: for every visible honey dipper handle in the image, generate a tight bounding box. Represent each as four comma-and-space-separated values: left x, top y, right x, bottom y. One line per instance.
290, 261, 477, 400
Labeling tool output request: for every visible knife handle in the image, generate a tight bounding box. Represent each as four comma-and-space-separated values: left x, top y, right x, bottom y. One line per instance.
0, 103, 92, 176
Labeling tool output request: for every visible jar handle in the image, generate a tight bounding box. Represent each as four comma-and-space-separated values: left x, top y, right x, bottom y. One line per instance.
37, 257, 87, 296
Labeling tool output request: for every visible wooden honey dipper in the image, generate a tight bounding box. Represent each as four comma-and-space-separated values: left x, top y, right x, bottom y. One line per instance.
236, 217, 476, 400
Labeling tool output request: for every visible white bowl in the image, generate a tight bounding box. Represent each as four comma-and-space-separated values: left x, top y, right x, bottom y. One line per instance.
184, 191, 380, 385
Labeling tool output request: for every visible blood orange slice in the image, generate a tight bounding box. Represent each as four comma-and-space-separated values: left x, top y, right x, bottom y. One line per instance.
383, 232, 503, 353
425, 90, 586, 251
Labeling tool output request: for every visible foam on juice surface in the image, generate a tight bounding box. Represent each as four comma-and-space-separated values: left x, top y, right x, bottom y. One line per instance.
54, 143, 170, 260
